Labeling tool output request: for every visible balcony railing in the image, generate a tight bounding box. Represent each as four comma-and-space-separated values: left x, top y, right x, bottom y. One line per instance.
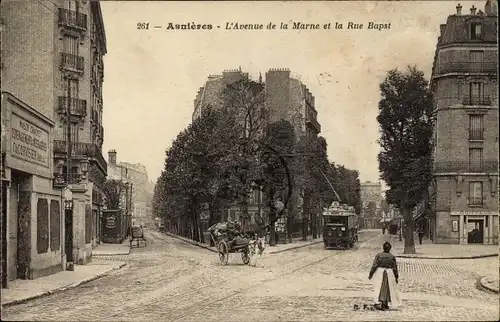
462, 95, 492, 106
58, 97, 87, 117
58, 8, 87, 30
53, 140, 107, 173
438, 62, 497, 74
306, 116, 321, 133
433, 161, 499, 173
53, 173, 82, 189
469, 131, 484, 141
60, 53, 84, 72
467, 197, 483, 206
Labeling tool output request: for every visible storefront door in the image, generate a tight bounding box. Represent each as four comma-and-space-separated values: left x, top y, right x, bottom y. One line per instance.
467, 219, 484, 244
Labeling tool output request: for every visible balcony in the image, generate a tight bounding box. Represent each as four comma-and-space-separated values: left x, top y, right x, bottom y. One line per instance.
60, 53, 84, 72
306, 116, 321, 134
467, 197, 484, 207
58, 97, 87, 117
438, 62, 497, 75
53, 173, 83, 189
469, 131, 484, 141
58, 8, 87, 31
462, 95, 492, 106
53, 140, 107, 174
433, 161, 498, 173
99, 125, 104, 138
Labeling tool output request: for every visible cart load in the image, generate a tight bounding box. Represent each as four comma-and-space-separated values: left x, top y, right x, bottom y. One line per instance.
207, 221, 256, 266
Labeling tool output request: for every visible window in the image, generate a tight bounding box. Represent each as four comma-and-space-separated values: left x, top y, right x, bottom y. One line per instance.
470, 22, 482, 40
469, 51, 484, 73
469, 115, 484, 140
63, 35, 79, 56
37, 198, 49, 254
469, 148, 483, 170
65, 79, 79, 96
469, 82, 484, 103
70, 123, 79, 142
468, 182, 483, 206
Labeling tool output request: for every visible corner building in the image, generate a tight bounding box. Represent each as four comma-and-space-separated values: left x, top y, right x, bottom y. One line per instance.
429, 1, 498, 244
1, 0, 107, 287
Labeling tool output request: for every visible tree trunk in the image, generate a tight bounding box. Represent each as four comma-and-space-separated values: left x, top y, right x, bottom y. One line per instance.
269, 221, 277, 246
287, 211, 293, 244
312, 212, 317, 239
403, 207, 416, 254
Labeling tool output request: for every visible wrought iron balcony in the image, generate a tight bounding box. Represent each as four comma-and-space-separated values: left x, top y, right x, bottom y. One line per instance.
438, 62, 497, 74
433, 161, 499, 173
53, 140, 107, 174
58, 8, 87, 30
60, 53, 84, 72
58, 97, 87, 117
306, 115, 321, 133
462, 95, 492, 106
467, 197, 484, 206
53, 173, 82, 189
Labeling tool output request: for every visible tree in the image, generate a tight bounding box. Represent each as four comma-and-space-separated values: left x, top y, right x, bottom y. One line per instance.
295, 135, 335, 240
103, 179, 126, 210
260, 119, 296, 246
219, 79, 268, 226
377, 65, 434, 254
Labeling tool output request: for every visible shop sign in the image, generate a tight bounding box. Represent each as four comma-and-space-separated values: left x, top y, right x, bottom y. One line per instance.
105, 216, 116, 229
10, 114, 49, 167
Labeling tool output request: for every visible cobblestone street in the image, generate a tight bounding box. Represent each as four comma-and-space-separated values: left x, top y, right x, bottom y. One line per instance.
2, 230, 498, 321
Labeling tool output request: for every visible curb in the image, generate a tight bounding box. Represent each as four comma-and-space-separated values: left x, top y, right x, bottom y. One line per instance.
396, 253, 498, 260
163, 232, 217, 253
2, 262, 127, 307
267, 240, 323, 254
478, 276, 500, 294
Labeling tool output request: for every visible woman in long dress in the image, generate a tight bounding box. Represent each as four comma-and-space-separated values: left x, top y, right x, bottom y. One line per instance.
368, 242, 402, 310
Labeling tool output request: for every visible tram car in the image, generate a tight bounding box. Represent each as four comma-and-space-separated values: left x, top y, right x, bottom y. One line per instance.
322, 202, 358, 249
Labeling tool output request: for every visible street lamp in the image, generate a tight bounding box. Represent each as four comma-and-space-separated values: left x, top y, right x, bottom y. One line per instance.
63, 187, 73, 210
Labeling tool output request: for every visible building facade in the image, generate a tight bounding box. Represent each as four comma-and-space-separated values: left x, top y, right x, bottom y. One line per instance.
107, 150, 153, 228
1, 0, 108, 282
429, 1, 498, 244
359, 181, 383, 229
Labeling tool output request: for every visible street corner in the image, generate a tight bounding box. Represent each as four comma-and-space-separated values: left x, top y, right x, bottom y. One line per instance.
479, 276, 499, 293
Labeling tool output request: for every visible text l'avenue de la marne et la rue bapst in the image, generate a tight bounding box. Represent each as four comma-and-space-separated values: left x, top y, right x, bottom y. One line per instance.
155, 21, 392, 31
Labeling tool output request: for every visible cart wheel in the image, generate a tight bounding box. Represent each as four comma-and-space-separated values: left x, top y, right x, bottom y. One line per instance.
218, 240, 229, 266
241, 250, 251, 265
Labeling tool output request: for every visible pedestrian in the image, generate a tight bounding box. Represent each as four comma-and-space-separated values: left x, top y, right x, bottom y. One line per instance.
418, 225, 424, 245
368, 242, 402, 310
382, 224, 386, 235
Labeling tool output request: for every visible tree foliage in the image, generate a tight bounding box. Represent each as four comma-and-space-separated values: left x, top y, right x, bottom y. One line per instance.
377, 65, 434, 254
103, 179, 126, 210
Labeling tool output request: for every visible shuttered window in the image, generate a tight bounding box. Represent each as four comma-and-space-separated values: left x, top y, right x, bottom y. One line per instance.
63, 35, 79, 56
468, 182, 483, 206
469, 114, 484, 140
469, 148, 483, 170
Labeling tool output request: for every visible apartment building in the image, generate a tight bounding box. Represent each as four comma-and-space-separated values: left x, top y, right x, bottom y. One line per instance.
0, 0, 107, 286
428, 1, 498, 244
107, 150, 152, 228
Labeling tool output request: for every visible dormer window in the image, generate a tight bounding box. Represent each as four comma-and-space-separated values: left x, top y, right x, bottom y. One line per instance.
470, 22, 482, 40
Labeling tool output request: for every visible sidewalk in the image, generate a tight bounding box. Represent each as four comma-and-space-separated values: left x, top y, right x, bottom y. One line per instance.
1, 259, 126, 307
162, 231, 322, 254
479, 275, 499, 293
92, 239, 131, 256
388, 234, 498, 259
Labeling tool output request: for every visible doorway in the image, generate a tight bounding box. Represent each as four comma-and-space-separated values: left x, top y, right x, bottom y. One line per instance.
11, 170, 32, 280
467, 219, 484, 244
65, 208, 74, 263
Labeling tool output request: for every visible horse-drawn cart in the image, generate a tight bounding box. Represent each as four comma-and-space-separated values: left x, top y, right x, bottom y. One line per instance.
207, 222, 256, 266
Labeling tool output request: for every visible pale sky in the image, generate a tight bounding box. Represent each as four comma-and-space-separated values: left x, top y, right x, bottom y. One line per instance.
100, 0, 482, 184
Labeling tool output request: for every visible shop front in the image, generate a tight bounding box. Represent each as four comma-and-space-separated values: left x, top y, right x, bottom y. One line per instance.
1, 92, 63, 287
452, 211, 499, 245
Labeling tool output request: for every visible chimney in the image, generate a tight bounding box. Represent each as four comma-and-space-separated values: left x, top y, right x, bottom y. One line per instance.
470, 5, 477, 15
456, 3, 462, 15
108, 149, 117, 165
485, 0, 498, 16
